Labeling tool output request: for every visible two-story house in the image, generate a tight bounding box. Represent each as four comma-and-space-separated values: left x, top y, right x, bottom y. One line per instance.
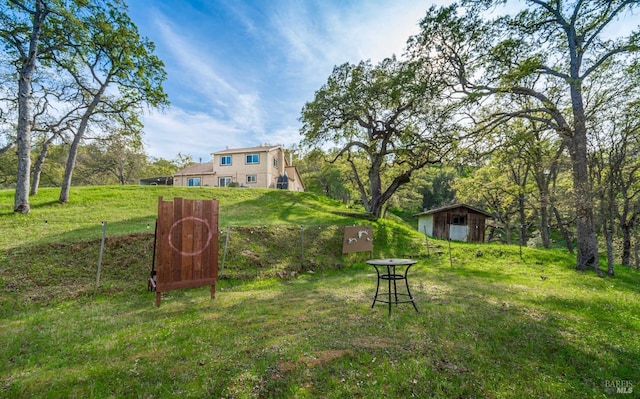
173, 145, 304, 191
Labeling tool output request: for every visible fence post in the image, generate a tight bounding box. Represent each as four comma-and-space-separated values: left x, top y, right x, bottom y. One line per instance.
95, 221, 107, 294
423, 225, 430, 256
300, 225, 305, 269
221, 226, 231, 276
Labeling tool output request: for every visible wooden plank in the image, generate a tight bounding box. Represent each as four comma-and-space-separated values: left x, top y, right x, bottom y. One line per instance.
172, 197, 183, 283
200, 199, 213, 279
181, 199, 194, 282
156, 197, 173, 286
210, 200, 219, 281
192, 199, 204, 279
159, 278, 217, 291
156, 196, 164, 285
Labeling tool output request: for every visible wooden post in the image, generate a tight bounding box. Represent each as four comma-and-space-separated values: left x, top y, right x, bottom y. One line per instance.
94, 221, 107, 295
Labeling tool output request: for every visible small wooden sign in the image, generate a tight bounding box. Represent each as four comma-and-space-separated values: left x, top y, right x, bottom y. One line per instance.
153, 197, 219, 306
342, 225, 373, 254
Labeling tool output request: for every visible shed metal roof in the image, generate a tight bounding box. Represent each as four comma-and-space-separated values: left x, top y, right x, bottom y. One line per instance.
414, 203, 492, 218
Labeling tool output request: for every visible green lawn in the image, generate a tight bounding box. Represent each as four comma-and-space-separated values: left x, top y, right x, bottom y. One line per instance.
1, 186, 639, 398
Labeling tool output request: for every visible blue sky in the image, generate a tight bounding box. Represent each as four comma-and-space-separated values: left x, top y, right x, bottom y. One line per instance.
124, 0, 446, 162
124, 1, 638, 163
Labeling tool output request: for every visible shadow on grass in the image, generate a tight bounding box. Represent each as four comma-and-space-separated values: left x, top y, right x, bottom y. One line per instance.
412, 260, 639, 394
0, 200, 61, 217
3, 219, 640, 397
2, 262, 639, 397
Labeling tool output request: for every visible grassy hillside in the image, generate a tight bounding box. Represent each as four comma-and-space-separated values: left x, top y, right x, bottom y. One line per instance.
1, 186, 639, 398
0, 185, 379, 250
0, 186, 425, 306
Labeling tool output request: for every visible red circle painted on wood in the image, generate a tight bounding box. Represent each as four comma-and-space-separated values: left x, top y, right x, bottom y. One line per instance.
168, 216, 213, 256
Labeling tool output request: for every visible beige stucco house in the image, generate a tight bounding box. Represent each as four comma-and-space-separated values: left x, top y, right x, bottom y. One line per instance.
173, 145, 304, 191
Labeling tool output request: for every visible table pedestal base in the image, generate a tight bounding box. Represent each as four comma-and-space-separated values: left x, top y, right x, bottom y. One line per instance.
369, 261, 418, 315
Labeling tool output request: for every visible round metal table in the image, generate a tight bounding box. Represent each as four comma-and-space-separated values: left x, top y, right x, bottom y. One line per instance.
366, 258, 418, 315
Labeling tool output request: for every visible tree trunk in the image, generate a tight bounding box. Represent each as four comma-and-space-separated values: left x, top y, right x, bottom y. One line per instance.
618, 198, 636, 266
571, 152, 599, 272
518, 193, 528, 246
59, 84, 106, 203
552, 204, 574, 254
621, 222, 633, 266
539, 187, 551, 249
15, 75, 32, 213
367, 159, 384, 218
503, 218, 512, 245
117, 163, 126, 185
59, 133, 82, 204
634, 226, 640, 269
603, 182, 616, 276
569, 83, 600, 273
30, 145, 45, 196
604, 219, 615, 276
13, 1, 48, 213
30, 135, 57, 196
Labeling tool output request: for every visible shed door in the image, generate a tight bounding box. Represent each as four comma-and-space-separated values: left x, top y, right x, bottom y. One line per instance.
449, 225, 468, 241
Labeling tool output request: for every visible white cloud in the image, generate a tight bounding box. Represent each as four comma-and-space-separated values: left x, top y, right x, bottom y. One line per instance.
154, 15, 265, 134
141, 108, 249, 161
219, 0, 259, 34
129, 0, 640, 165
132, 1, 459, 161
255, 124, 303, 148
269, 1, 436, 70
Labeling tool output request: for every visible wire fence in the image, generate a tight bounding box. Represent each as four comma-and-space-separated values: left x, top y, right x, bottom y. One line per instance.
4, 221, 443, 305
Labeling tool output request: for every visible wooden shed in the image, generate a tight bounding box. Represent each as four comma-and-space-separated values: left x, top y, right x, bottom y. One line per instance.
415, 204, 492, 243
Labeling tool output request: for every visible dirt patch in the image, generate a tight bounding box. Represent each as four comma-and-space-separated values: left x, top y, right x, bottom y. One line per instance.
353, 336, 395, 349
276, 349, 351, 376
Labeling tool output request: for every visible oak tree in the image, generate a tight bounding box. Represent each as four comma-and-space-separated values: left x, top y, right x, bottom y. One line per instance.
410, 1, 640, 272
53, 1, 167, 203
300, 57, 457, 218
0, 0, 53, 212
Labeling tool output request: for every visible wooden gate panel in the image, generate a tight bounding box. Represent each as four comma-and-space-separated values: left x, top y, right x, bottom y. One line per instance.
154, 196, 219, 306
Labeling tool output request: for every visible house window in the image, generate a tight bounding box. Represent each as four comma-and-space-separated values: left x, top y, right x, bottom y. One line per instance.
187, 177, 201, 187
452, 214, 466, 225
220, 155, 232, 166
219, 177, 232, 187
273, 157, 278, 168
246, 153, 259, 164
246, 174, 257, 184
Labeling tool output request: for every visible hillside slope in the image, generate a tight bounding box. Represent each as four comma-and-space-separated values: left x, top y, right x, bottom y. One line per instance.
0, 186, 424, 305
1, 186, 639, 398
0, 185, 404, 250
